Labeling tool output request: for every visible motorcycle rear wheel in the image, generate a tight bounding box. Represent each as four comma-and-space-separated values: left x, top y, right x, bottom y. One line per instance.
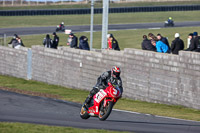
99, 101, 113, 121
80, 105, 90, 119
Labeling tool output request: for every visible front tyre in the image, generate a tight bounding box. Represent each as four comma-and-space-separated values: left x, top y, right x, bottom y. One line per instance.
99, 101, 113, 121
80, 105, 90, 119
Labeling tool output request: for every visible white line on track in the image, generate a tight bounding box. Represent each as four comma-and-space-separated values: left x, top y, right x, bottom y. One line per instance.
113, 109, 200, 123
148, 27, 161, 30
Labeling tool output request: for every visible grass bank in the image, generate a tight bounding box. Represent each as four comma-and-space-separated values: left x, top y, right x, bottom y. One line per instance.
0, 75, 200, 121
0, 11, 200, 28
0, 1, 200, 10
0, 122, 128, 133
6, 26, 200, 50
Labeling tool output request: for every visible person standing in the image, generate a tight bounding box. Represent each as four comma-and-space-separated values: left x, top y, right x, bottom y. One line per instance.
107, 34, 120, 51
141, 35, 156, 51
52, 32, 59, 49
185, 33, 196, 51
171, 33, 184, 55
67, 33, 78, 48
79, 36, 90, 51
193, 32, 200, 52
43, 34, 53, 48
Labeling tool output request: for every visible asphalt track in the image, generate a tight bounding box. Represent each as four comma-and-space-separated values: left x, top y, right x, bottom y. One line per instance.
0, 90, 200, 133
1, 21, 200, 37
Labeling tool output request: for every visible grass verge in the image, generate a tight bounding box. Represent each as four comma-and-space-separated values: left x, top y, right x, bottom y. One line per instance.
0, 11, 200, 28
6, 26, 200, 50
0, 74, 200, 121
0, 1, 200, 10
0, 122, 128, 133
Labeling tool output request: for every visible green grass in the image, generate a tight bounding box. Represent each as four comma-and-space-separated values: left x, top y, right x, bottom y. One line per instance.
0, 11, 200, 28
0, 122, 128, 133
6, 26, 200, 50
0, 1, 200, 10
0, 75, 200, 121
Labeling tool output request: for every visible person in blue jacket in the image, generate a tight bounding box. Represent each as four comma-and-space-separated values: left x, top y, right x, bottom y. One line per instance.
79, 36, 90, 51
151, 40, 169, 53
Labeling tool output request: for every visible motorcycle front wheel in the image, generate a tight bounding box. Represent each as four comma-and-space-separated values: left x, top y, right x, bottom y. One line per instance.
99, 101, 113, 121
80, 105, 90, 119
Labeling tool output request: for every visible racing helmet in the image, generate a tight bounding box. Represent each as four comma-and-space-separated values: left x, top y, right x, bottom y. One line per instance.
111, 66, 121, 78
169, 17, 172, 20
61, 22, 64, 25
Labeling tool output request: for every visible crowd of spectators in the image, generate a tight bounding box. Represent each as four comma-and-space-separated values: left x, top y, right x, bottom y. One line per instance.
42, 32, 120, 51
141, 31, 200, 55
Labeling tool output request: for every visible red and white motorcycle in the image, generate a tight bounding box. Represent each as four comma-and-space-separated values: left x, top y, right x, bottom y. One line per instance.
80, 82, 122, 121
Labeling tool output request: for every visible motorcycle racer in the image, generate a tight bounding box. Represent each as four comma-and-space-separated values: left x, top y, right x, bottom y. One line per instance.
168, 17, 173, 24
84, 66, 123, 107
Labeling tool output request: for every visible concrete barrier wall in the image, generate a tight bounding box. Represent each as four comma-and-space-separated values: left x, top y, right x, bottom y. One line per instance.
0, 46, 28, 79
0, 45, 200, 109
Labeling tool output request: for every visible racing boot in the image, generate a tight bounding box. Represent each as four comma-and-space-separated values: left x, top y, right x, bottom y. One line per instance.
83, 94, 92, 110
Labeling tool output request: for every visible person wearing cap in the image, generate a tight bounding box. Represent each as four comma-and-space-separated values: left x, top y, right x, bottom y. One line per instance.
8, 34, 18, 46
67, 32, 78, 48
171, 33, 184, 55
52, 32, 59, 49
79, 36, 90, 51
185, 33, 196, 51
193, 32, 200, 52
157, 33, 171, 53
107, 34, 120, 51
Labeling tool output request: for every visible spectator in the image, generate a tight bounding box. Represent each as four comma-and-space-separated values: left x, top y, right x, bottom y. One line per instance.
185, 33, 196, 51
141, 35, 156, 51
13, 37, 24, 49
187, 33, 192, 48
193, 32, 200, 52
148, 33, 157, 41
171, 33, 184, 55
107, 34, 120, 51
8, 34, 25, 49
52, 32, 59, 49
43, 34, 53, 48
8, 34, 18, 46
79, 36, 90, 50
157, 33, 171, 52
151, 40, 169, 53
67, 33, 78, 48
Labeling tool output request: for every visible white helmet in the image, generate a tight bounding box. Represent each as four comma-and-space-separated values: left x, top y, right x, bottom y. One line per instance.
175, 33, 180, 38
61, 22, 64, 25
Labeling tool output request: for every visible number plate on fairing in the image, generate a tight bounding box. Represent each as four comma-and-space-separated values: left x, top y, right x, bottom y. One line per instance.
94, 89, 107, 103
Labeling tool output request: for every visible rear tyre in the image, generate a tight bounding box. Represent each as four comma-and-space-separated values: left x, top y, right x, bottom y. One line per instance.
99, 101, 113, 121
80, 105, 90, 119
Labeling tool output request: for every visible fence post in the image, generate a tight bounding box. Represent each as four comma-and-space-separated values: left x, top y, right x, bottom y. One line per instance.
3, 0, 5, 6
4, 34, 6, 46
27, 48, 32, 80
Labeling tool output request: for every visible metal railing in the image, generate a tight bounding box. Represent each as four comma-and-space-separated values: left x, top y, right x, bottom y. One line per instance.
1, 4, 200, 16
0, 0, 87, 6
0, 0, 199, 7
